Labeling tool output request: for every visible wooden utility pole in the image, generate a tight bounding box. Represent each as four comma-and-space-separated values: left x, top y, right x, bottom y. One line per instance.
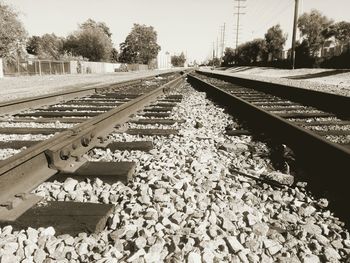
220, 23, 226, 58
234, 0, 246, 51
291, 0, 299, 69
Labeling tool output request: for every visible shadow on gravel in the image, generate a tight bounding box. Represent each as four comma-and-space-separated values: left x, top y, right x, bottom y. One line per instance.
284, 69, 350, 80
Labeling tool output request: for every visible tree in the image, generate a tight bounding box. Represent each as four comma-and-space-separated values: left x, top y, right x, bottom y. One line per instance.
264, 24, 287, 61
0, 2, 27, 61
298, 9, 333, 57
222, 47, 235, 66
322, 21, 350, 47
110, 48, 119, 62
63, 19, 114, 61
235, 39, 266, 64
27, 33, 64, 59
207, 57, 221, 67
26, 36, 41, 55
171, 52, 186, 67
119, 24, 161, 64
80, 18, 112, 38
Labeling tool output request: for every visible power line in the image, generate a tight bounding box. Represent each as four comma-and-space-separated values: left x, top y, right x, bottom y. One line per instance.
252, 0, 293, 37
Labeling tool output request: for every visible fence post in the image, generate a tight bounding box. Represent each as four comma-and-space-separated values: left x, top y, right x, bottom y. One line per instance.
0, 58, 3, 78
39, 60, 42, 76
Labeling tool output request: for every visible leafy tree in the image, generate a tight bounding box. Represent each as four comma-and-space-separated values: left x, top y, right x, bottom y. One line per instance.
298, 9, 333, 57
80, 18, 112, 38
26, 36, 41, 55
27, 33, 64, 59
236, 39, 266, 64
0, 2, 27, 60
222, 47, 235, 66
110, 48, 119, 62
322, 21, 350, 46
171, 52, 186, 67
264, 24, 287, 61
207, 57, 221, 67
119, 24, 161, 64
63, 19, 114, 61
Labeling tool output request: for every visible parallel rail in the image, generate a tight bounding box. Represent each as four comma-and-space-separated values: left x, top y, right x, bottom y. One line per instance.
0, 70, 179, 116
188, 72, 350, 224
0, 73, 186, 221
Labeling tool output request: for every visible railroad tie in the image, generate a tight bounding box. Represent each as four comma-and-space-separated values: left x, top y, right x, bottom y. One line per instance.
5, 201, 114, 236
0, 140, 40, 149
99, 141, 154, 152
139, 112, 171, 118
127, 128, 179, 136
226, 129, 252, 136
130, 119, 185, 125
0, 127, 66, 135
49, 161, 136, 184
143, 107, 173, 112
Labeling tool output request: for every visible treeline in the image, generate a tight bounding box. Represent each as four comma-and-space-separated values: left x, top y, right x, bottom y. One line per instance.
0, 2, 160, 66
222, 9, 350, 69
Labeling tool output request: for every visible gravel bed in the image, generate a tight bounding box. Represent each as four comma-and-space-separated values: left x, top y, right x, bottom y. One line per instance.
204, 69, 350, 97
304, 125, 350, 132
324, 135, 350, 144
127, 123, 179, 129
287, 117, 342, 123
0, 122, 74, 129
0, 148, 22, 160
260, 105, 307, 109
269, 110, 324, 114
0, 134, 53, 141
1, 83, 349, 262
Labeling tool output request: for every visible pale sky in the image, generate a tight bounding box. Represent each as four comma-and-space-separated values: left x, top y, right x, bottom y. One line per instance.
5, 0, 350, 63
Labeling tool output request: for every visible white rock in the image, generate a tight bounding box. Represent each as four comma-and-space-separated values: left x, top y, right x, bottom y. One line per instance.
135, 236, 147, 249
33, 248, 47, 263
26, 227, 39, 243
225, 236, 244, 253
76, 242, 89, 256
2, 242, 19, 254
323, 247, 341, 261
187, 251, 201, 263
127, 248, 146, 262
40, 226, 55, 236
302, 254, 320, 263
63, 178, 78, 192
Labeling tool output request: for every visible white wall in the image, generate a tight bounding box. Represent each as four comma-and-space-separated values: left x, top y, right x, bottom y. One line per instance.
69, 61, 121, 74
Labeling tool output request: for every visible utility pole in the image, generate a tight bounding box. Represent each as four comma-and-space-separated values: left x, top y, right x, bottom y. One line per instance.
216, 37, 219, 61
234, 0, 246, 51
291, 0, 299, 69
212, 41, 216, 69
220, 23, 226, 58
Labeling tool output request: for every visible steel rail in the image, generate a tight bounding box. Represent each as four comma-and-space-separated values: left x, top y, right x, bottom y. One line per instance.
187, 74, 350, 225
0, 74, 186, 221
0, 70, 180, 116
197, 70, 350, 118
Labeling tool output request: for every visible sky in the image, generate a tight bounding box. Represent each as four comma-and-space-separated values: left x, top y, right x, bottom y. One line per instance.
5, 0, 350, 63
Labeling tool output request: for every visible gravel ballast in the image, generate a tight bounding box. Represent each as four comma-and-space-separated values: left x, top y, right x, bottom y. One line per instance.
200, 68, 350, 97
0, 83, 349, 262
207, 67, 350, 97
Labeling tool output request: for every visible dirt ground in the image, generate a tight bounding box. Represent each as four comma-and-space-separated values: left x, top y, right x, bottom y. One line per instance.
0, 69, 175, 103
213, 66, 350, 97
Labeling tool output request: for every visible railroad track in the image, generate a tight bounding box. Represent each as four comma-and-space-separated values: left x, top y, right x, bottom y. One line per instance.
1, 71, 349, 262
0, 71, 186, 233
188, 70, 350, 224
